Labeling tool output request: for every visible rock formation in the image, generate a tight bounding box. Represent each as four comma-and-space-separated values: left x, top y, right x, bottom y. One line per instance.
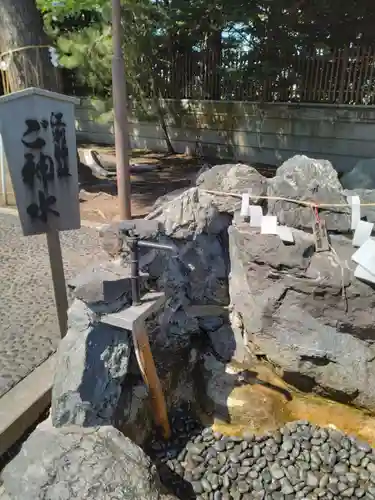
2, 420, 177, 500
3, 153, 375, 499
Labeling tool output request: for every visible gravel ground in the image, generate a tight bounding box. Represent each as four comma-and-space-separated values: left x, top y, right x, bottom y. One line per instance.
146, 406, 375, 500
0, 211, 105, 397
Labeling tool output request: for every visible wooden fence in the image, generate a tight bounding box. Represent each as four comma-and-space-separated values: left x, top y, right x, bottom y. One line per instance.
296, 46, 375, 105
1, 44, 374, 106
142, 45, 375, 105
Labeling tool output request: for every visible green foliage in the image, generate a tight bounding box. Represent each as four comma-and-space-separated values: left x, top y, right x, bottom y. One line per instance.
37, 0, 162, 99
36, 0, 375, 104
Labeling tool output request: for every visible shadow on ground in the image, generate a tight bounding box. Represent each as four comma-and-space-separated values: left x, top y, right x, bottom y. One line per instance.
78, 147, 278, 218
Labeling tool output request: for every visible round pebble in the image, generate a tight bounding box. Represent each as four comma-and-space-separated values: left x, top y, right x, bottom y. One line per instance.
145, 405, 375, 500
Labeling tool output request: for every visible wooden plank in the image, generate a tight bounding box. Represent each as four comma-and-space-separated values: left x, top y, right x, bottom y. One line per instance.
354, 46, 364, 104
100, 291, 170, 439
345, 46, 355, 104
327, 49, 337, 102
338, 47, 348, 104
322, 50, 331, 101
46, 230, 68, 338
308, 50, 317, 101
349, 46, 361, 103
132, 320, 171, 439
360, 46, 372, 104
367, 47, 375, 105
317, 53, 325, 101
333, 48, 341, 102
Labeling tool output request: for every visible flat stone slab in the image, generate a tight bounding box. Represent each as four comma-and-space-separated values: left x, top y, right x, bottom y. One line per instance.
100, 291, 166, 331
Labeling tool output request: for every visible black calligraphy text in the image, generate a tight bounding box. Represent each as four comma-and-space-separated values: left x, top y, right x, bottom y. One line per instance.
21, 112, 70, 224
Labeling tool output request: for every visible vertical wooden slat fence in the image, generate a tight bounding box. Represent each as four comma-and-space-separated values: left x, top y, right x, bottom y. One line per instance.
138, 44, 375, 105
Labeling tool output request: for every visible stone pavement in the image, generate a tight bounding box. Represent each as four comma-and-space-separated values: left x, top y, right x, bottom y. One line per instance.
0, 210, 105, 398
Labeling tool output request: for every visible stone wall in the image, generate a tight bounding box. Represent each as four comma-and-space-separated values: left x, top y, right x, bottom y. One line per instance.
75, 99, 375, 173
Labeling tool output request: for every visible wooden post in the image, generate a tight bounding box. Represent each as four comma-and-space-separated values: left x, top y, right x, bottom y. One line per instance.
0, 134, 7, 205
338, 47, 349, 104
132, 320, 171, 439
99, 291, 171, 439
111, 0, 132, 220
0, 88, 80, 341
46, 229, 69, 338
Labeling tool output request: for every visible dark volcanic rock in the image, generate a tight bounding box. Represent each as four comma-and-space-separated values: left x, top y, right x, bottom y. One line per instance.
69, 260, 149, 314
267, 155, 350, 232
228, 223, 375, 409
52, 299, 132, 428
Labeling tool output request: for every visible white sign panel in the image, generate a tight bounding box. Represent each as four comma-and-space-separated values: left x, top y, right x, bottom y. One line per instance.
352, 238, 375, 276
352, 220, 373, 248
348, 194, 361, 230
249, 205, 263, 227
277, 225, 294, 243
0, 87, 81, 236
240, 193, 250, 217
261, 215, 278, 235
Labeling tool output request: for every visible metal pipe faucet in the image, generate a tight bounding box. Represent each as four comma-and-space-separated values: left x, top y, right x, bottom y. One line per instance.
125, 230, 176, 305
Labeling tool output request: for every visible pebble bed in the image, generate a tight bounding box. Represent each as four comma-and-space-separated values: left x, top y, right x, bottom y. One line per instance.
146, 407, 375, 500
0, 213, 105, 397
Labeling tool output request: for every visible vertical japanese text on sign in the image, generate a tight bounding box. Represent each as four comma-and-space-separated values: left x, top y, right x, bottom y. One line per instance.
21, 112, 71, 224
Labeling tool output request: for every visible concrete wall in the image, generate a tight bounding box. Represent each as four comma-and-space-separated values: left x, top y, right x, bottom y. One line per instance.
75, 99, 375, 173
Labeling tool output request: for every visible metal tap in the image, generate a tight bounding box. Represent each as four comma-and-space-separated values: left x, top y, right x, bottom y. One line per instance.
125, 230, 177, 305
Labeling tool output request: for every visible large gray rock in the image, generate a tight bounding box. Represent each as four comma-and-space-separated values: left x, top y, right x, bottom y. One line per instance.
99, 211, 229, 309
69, 260, 149, 314
196, 163, 267, 213
150, 188, 187, 212
229, 223, 375, 409
53, 298, 198, 438
98, 204, 230, 349
52, 299, 132, 427
146, 233, 229, 348
268, 155, 350, 232
155, 187, 231, 239
1, 420, 175, 500
341, 158, 375, 190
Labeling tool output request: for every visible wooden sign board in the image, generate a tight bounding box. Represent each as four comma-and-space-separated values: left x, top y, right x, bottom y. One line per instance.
313, 218, 329, 252
0, 88, 81, 236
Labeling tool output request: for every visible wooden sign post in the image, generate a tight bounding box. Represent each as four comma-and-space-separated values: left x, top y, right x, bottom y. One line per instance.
0, 88, 81, 338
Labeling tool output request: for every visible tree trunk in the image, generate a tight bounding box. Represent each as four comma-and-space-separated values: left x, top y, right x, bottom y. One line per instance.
261, 4, 283, 102
156, 99, 175, 155
151, 77, 175, 154
204, 30, 222, 100
0, 0, 61, 92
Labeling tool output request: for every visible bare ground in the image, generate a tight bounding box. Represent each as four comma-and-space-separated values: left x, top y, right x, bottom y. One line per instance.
1, 144, 277, 222
78, 146, 277, 223
78, 147, 203, 222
